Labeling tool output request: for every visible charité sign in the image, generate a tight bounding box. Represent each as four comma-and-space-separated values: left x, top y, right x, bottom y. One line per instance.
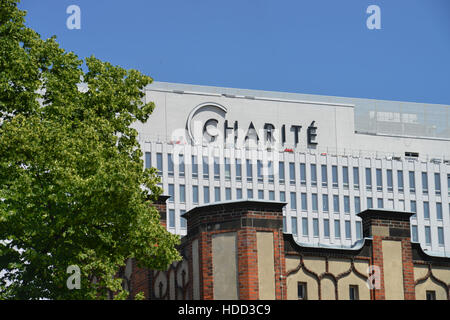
184, 102, 318, 147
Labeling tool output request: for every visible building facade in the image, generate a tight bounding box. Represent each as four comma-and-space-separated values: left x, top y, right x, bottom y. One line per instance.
134, 82, 450, 255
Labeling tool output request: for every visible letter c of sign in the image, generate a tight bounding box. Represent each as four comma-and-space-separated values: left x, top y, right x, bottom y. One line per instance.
186, 102, 228, 144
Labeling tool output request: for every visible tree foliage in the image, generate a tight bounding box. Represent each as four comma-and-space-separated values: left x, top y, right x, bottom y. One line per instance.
0, 0, 180, 299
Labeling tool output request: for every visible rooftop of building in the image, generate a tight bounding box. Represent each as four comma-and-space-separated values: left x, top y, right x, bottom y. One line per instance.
146, 81, 450, 141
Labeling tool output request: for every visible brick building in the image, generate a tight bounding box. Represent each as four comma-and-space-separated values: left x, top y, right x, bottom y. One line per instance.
124, 197, 450, 300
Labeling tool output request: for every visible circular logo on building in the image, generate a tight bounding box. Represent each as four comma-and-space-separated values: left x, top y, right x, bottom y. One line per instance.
186, 102, 228, 144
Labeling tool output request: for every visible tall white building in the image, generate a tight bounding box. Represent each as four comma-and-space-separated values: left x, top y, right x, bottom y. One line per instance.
134, 82, 450, 255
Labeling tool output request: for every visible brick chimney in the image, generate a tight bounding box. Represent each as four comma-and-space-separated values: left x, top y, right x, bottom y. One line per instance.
183, 200, 287, 300
357, 209, 415, 300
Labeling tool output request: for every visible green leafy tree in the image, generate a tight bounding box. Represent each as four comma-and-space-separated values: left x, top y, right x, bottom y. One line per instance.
0, 0, 180, 299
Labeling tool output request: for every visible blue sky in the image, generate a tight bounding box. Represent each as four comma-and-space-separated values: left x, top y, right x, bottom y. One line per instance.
19, 0, 450, 105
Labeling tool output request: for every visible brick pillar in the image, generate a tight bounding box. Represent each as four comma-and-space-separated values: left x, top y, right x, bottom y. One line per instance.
183, 200, 286, 300
237, 228, 259, 299
358, 209, 415, 300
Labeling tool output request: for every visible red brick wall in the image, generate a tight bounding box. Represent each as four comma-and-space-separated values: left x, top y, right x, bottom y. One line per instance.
237, 228, 259, 300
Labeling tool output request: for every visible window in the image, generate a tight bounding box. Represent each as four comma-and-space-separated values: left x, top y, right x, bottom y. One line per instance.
214, 187, 221, 202
434, 173, 441, 195
345, 221, 351, 239
313, 218, 319, 237
334, 220, 341, 239
376, 169, 382, 191
324, 219, 330, 238
438, 227, 444, 246
280, 191, 286, 202
291, 217, 298, 236
236, 188, 242, 200
192, 155, 198, 178
258, 189, 264, 200
437, 203, 442, 220
283, 217, 287, 233
410, 200, 417, 214
168, 184, 175, 202
179, 154, 185, 177
214, 157, 220, 180
411, 225, 418, 242
356, 221, 362, 239
426, 291, 436, 300
448, 174, 450, 195
321, 165, 328, 187
333, 195, 339, 213
203, 156, 209, 179
290, 192, 297, 210
409, 171, 415, 193
168, 154, 174, 177
157, 153, 163, 176
225, 158, 231, 181
279, 161, 285, 184
236, 159, 242, 181
180, 210, 186, 229
343, 166, 349, 189
145, 152, 151, 169
226, 188, 231, 201
353, 167, 359, 189
257, 160, 263, 183
300, 163, 306, 186
289, 162, 295, 185
179, 185, 186, 203
349, 285, 359, 300
425, 226, 431, 245
365, 168, 372, 190
169, 209, 175, 228
332, 165, 338, 188
387, 169, 393, 192
377, 198, 383, 209
344, 196, 350, 214
203, 186, 210, 204
269, 190, 275, 201
301, 193, 307, 211
268, 161, 274, 183
422, 172, 428, 194
297, 282, 307, 300
367, 197, 373, 209
399, 199, 405, 211
423, 201, 430, 219
354, 196, 361, 214
311, 164, 317, 187
246, 160, 253, 182
192, 186, 199, 204
397, 170, 404, 192
302, 217, 308, 236
322, 194, 329, 212
247, 189, 253, 199
312, 194, 318, 212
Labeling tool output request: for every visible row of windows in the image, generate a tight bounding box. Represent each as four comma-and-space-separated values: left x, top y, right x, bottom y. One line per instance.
297, 282, 360, 300
297, 282, 438, 300
146, 152, 450, 195
168, 206, 446, 246
167, 184, 448, 222
412, 225, 446, 246
288, 217, 362, 240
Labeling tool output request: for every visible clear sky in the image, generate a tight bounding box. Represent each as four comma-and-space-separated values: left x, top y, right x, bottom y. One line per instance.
18, 0, 450, 105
